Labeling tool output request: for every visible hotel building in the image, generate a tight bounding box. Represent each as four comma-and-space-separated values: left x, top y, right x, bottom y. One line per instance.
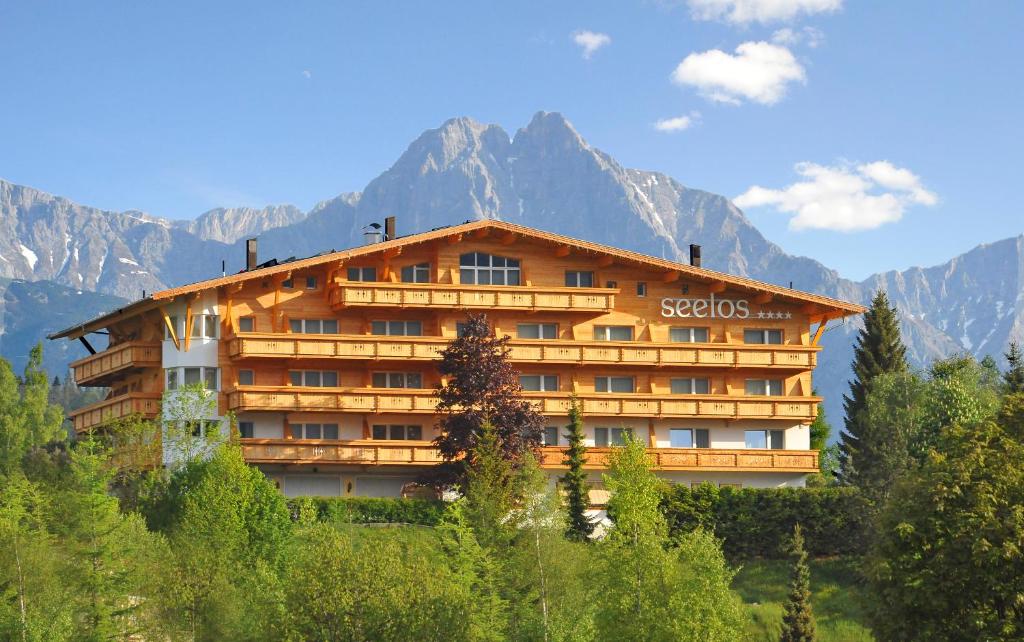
50, 219, 864, 499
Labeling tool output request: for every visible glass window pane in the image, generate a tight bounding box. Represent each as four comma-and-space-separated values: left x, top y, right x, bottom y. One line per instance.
476, 252, 489, 266
407, 426, 422, 440
768, 330, 783, 344
204, 368, 218, 390
306, 320, 322, 334
347, 267, 361, 281
322, 319, 338, 334
306, 276, 317, 289
610, 326, 633, 341
595, 378, 609, 393
580, 272, 593, 287
460, 253, 475, 266
542, 324, 557, 339
671, 379, 693, 394
769, 380, 783, 395
594, 428, 609, 447
670, 328, 691, 343
183, 367, 201, 385
407, 373, 422, 388
291, 424, 303, 439
770, 430, 785, 449
372, 373, 388, 388
694, 378, 710, 394
401, 265, 414, 282
611, 428, 631, 445
693, 327, 709, 342
492, 255, 506, 268
306, 424, 322, 439
543, 376, 557, 391
166, 369, 178, 390
289, 319, 302, 333
745, 380, 767, 395
477, 270, 491, 285
696, 429, 710, 449
371, 321, 387, 335
322, 372, 338, 387
406, 321, 422, 336
191, 316, 203, 337
518, 324, 540, 339
745, 430, 768, 449
520, 375, 540, 391
282, 278, 293, 289
323, 424, 339, 440
238, 370, 254, 385
289, 371, 302, 386
238, 317, 254, 332
610, 377, 634, 393
670, 429, 693, 448
304, 371, 322, 387
239, 422, 254, 439
372, 425, 387, 440
460, 268, 475, 285
390, 425, 405, 440
205, 315, 218, 338
543, 427, 558, 446
507, 270, 520, 286
388, 321, 403, 335
744, 329, 765, 344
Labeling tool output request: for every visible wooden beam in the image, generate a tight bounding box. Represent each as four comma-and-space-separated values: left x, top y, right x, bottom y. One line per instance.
554, 245, 571, 258
183, 300, 194, 352
272, 277, 283, 333
160, 307, 180, 351
709, 281, 727, 294
500, 232, 518, 246
597, 255, 614, 268
754, 292, 773, 304
811, 318, 830, 346
662, 271, 680, 283
447, 233, 464, 245
225, 296, 234, 335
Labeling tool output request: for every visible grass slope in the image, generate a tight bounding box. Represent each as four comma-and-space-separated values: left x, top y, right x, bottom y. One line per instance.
732, 557, 873, 641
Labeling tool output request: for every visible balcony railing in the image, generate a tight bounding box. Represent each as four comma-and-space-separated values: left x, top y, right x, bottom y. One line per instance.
69, 392, 162, 433
226, 387, 818, 421
71, 340, 162, 387
239, 439, 818, 473
329, 282, 614, 313
227, 333, 817, 369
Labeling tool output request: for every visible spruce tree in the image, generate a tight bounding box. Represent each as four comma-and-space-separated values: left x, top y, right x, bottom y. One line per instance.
780, 524, 816, 642
561, 396, 594, 541
1004, 341, 1024, 394
463, 420, 517, 550
838, 290, 907, 485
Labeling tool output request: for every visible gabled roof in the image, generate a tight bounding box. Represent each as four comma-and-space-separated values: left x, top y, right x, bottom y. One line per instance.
50, 219, 864, 340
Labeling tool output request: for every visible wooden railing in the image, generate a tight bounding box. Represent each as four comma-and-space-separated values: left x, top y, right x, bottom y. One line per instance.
329, 282, 614, 313
239, 439, 818, 473
226, 387, 818, 421
71, 341, 162, 386
69, 392, 162, 433
227, 333, 817, 369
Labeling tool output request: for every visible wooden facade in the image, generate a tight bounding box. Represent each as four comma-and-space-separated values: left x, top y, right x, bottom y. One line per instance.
52, 219, 863, 495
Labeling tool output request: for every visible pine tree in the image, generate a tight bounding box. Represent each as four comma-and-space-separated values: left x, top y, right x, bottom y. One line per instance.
463, 420, 517, 550
561, 396, 594, 541
838, 290, 907, 485
1004, 341, 1024, 394
781, 524, 816, 642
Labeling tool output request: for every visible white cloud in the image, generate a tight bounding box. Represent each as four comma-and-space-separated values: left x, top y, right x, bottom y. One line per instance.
771, 26, 824, 48
734, 160, 938, 232
687, 0, 841, 25
301, 70, 312, 79
654, 112, 701, 132
672, 41, 805, 105
572, 30, 611, 59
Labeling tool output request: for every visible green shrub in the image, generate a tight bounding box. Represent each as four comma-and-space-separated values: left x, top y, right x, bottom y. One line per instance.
286, 496, 447, 526
662, 484, 868, 559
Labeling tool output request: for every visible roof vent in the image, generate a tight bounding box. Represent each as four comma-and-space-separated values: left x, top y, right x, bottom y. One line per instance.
363, 223, 383, 245
689, 244, 701, 268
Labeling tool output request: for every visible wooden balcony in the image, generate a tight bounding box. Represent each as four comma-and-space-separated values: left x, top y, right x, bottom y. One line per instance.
240, 439, 817, 473
70, 340, 162, 387
69, 392, 162, 433
329, 282, 614, 313
227, 333, 817, 370
226, 387, 818, 421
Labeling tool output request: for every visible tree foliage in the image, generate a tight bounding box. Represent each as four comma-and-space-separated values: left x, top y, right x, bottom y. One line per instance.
1003, 341, 1024, 395
780, 524, 816, 642
0, 344, 65, 475
560, 396, 594, 542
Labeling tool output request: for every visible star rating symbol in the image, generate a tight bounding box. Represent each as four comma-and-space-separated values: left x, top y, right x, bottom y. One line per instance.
756, 311, 766, 319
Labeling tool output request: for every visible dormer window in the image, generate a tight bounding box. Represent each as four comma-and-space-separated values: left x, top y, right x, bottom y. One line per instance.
459, 253, 520, 286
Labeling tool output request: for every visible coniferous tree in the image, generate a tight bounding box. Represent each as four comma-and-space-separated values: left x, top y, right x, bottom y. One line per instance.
463, 421, 517, 551
561, 396, 594, 541
1004, 341, 1024, 394
433, 314, 545, 487
838, 290, 907, 485
780, 524, 816, 642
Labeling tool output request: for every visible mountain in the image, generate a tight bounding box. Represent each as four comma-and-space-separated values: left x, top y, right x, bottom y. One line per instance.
1, 112, 1021, 434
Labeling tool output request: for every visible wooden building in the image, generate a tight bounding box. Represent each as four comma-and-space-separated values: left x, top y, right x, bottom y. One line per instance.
50, 219, 864, 498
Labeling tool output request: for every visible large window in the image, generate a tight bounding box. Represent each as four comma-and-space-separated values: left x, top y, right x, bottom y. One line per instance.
745, 379, 784, 396
519, 375, 558, 392
670, 428, 711, 448
670, 378, 710, 394
744, 329, 783, 344
371, 320, 422, 336
565, 271, 594, 287
517, 323, 558, 340
670, 327, 710, 343
289, 318, 339, 334
595, 376, 635, 393
190, 315, 219, 339
348, 267, 377, 282
594, 325, 634, 341
542, 427, 559, 446
372, 372, 423, 388
460, 252, 520, 286
291, 423, 340, 440
745, 429, 785, 449
595, 427, 632, 447
401, 263, 430, 283
288, 370, 339, 387
372, 424, 423, 440
165, 366, 219, 391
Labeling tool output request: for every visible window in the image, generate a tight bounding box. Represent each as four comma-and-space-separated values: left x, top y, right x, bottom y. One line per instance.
744, 329, 783, 344
517, 323, 557, 340
238, 316, 255, 332
745, 379, 784, 396
594, 326, 634, 341
595, 376, 635, 393
371, 320, 422, 336
595, 427, 632, 447
605, 280, 617, 289
636, 282, 647, 297
238, 369, 254, 386
670, 327, 710, 343
745, 430, 784, 449
371, 425, 423, 440
671, 378, 710, 394
542, 427, 559, 446
282, 278, 293, 289
290, 423, 339, 440
305, 276, 317, 289
347, 267, 377, 282
165, 366, 219, 391
289, 318, 339, 334
401, 263, 430, 283
564, 271, 594, 288
669, 428, 710, 448
459, 252, 520, 286
164, 316, 179, 340
181, 419, 221, 438
372, 372, 423, 388
239, 421, 254, 438
288, 370, 339, 387
519, 375, 558, 392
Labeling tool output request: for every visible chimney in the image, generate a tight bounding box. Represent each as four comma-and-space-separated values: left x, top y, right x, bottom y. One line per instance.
689, 244, 701, 268
384, 216, 396, 241
246, 238, 258, 271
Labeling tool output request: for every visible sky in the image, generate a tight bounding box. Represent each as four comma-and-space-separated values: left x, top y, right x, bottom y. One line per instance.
1, 1, 1022, 280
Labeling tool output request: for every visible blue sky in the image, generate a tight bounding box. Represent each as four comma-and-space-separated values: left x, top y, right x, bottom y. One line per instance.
1, 1, 1021, 280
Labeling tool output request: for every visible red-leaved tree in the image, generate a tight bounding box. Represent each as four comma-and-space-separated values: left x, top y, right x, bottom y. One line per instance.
430, 313, 545, 488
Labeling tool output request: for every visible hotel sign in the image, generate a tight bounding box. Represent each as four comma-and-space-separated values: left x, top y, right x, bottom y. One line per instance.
661, 294, 793, 320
